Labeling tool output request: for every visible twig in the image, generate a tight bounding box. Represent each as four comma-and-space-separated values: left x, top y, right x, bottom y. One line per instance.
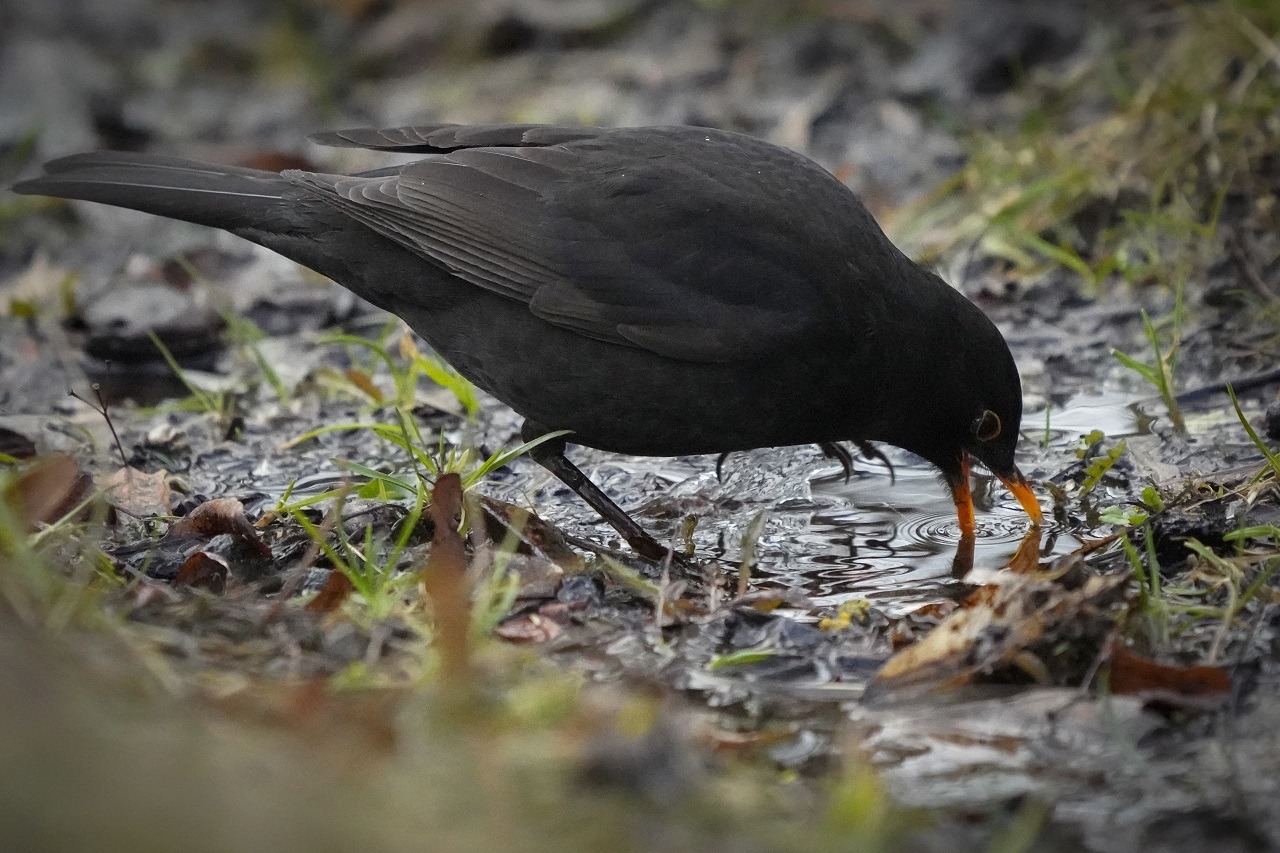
69, 374, 128, 469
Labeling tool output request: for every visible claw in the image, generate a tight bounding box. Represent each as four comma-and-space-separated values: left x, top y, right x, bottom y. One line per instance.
817, 441, 854, 482
853, 440, 895, 484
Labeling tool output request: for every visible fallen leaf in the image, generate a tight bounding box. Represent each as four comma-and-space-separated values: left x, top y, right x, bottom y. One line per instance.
479, 496, 583, 570
98, 467, 171, 518
305, 570, 354, 613
1106, 642, 1231, 697
1005, 530, 1043, 573
872, 572, 1127, 694
343, 368, 384, 402
472, 544, 564, 599
166, 497, 271, 559
495, 612, 563, 643
174, 551, 229, 592
5, 454, 91, 530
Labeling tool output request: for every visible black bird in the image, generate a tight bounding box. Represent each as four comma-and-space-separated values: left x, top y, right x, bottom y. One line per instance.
12, 124, 1042, 559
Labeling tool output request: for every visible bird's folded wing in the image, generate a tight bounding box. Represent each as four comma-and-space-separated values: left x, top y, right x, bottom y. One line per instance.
291, 130, 840, 363
309, 124, 608, 153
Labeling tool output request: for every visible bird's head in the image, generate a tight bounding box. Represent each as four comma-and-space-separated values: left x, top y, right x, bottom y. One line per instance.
949, 394, 1042, 537
896, 280, 1043, 536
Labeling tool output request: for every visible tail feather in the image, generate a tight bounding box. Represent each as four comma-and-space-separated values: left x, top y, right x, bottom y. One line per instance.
12, 152, 289, 232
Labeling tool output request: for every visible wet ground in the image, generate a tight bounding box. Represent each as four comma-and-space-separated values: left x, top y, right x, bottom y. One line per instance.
3, 1, 1280, 851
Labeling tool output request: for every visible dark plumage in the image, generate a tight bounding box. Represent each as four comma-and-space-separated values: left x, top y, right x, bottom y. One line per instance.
12, 123, 1042, 559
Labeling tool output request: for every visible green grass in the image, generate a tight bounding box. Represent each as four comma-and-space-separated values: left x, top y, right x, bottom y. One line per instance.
893, 0, 1280, 294
1112, 304, 1186, 434
318, 323, 480, 417
147, 330, 229, 416
1230, 383, 1280, 482
1121, 505, 1280, 660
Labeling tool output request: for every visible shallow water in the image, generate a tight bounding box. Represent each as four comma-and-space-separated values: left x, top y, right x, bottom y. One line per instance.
722, 390, 1150, 614
232, 387, 1149, 620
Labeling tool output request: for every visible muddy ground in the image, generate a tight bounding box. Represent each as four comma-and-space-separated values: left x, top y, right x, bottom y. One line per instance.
3, 1, 1280, 851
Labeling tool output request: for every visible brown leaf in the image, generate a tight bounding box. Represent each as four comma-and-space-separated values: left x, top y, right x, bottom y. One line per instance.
5, 454, 90, 530
98, 466, 171, 518
423, 473, 469, 679
343, 368, 384, 402
174, 551, 229, 593
909, 601, 958, 621
1107, 642, 1231, 697
305, 570, 354, 613
1005, 530, 1043, 574
166, 497, 271, 559
873, 572, 1127, 694
479, 496, 583, 570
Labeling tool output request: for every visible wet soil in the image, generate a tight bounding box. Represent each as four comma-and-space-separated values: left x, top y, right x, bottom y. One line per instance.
3, 1, 1280, 851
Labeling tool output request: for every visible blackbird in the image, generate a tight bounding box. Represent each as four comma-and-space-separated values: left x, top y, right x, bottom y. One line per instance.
13, 123, 1042, 559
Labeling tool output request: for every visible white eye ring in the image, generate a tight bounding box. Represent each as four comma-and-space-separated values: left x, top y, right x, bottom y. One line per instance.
973, 410, 1001, 442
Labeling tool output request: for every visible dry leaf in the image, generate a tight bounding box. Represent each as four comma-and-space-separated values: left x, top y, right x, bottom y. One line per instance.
166, 497, 271, 559
423, 473, 469, 678
305, 570, 354, 613
343, 368, 384, 402
174, 551, 229, 593
495, 612, 563, 643
98, 467, 171, 518
5, 454, 90, 530
873, 572, 1127, 693
1106, 642, 1231, 698
479, 496, 583, 570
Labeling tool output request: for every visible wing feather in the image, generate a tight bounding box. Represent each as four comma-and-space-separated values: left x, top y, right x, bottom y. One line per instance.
289, 125, 866, 363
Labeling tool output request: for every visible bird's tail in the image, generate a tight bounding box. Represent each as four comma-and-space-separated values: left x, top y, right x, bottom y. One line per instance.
11, 151, 291, 233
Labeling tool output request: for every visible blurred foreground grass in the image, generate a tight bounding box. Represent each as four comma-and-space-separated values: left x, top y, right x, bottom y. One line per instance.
0, 461, 930, 853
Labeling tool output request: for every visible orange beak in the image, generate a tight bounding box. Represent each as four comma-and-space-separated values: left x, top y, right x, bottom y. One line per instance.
946, 455, 1043, 534
997, 469, 1043, 527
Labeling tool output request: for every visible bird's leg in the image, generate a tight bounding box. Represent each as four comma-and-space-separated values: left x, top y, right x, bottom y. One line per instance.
715, 451, 732, 483
944, 454, 976, 538
950, 533, 975, 578
522, 423, 669, 561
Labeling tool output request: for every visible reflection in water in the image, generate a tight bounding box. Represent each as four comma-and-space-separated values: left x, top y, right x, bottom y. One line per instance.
745, 391, 1149, 614
748, 464, 1068, 615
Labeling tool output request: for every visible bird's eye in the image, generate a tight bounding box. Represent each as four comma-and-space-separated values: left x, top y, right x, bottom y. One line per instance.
972, 410, 1001, 442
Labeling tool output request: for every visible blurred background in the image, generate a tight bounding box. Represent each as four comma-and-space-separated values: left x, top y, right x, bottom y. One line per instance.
0, 0, 1090, 212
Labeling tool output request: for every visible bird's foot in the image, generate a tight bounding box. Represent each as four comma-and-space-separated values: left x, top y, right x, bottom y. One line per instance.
852, 440, 895, 484
817, 442, 854, 482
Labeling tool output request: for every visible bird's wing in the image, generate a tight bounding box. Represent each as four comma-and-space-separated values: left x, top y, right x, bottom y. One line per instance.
309, 124, 610, 153
293, 126, 868, 363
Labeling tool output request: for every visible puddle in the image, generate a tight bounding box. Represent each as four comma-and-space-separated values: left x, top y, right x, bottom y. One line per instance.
737, 462, 1064, 615
721, 390, 1152, 615
209, 386, 1158, 623
1043, 390, 1151, 438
